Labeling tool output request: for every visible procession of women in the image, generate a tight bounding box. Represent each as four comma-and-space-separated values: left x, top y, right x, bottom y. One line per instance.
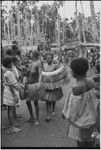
1, 1, 100, 149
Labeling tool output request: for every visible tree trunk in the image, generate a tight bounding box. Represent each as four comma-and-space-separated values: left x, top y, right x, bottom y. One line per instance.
75, 1, 81, 42
80, 1, 86, 43
89, 1, 98, 42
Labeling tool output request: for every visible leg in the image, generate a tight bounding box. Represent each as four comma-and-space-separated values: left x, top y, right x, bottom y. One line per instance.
26, 100, 34, 122
14, 106, 22, 119
51, 101, 56, 114
14, 106, 17, 118
33, 100, 39, 125
5, 106, 21, 134
7, 106, 15, 127
46, 101, 51, 121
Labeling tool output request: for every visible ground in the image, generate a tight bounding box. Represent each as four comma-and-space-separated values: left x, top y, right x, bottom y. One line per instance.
1, 67, 95, 148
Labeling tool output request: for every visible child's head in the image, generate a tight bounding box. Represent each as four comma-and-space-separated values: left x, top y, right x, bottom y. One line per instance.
6, 49, 14, 56
32, 51, 39, 61
70, 57, 89, 78
3, 56, 12, 69
95, 60, 100, 74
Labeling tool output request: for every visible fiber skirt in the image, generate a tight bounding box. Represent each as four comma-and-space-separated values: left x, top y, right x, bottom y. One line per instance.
26, 83, 63, 102
44, 87, 63, 102
26, 83, 45, 101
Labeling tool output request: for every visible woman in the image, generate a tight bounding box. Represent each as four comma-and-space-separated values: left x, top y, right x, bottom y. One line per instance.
63, 58, 99, 148
25, 51, 41, 125
42, 52, 63, 121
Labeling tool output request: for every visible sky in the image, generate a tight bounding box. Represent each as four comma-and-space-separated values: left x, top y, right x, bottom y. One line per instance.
2, 1, 101, 21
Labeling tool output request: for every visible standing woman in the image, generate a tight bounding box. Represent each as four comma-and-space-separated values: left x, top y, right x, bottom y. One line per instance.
25, 51, 41, 125
42, 52, 63, 121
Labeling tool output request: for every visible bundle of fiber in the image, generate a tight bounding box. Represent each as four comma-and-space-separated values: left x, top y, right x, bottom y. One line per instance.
41, 65, 70, 90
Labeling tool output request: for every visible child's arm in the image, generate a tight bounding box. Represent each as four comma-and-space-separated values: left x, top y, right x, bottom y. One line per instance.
5, 73, 19, 103
8, 85, 19, 103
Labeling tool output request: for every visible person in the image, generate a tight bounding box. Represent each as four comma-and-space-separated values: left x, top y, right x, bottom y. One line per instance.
2, 56, 22, 134
92, 60, 100, 148
11, 41, 19, 55
25, 51, 42, 126
42, 52, 63, 121
12, 56, 23, 118
92, 60, 100, 100
62, 57, 99, 148
12, 51, 23, 82
1, 64, 6, 109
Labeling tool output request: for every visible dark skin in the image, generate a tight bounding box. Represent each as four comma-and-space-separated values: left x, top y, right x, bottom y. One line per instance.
25, 55, 41, 123
45, 54, 57, 121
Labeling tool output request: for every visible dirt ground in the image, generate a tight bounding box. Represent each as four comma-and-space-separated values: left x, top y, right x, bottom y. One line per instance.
1, 67, 95, 148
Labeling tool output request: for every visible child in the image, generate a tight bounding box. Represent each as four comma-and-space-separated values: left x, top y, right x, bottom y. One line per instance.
63, 57, 99, 148
3, 56, 22, 134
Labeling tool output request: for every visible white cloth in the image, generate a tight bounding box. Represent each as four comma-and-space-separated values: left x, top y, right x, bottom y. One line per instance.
3, 70, 20, 106
63, 88, 99, 141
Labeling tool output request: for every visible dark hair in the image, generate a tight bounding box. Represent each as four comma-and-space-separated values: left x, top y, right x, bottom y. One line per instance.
15, 50, 21, 56
32, 51, 39, 60
70, 57, 89, 77
95, 61, 100, 73
6, 49, 13, 56
12, 56, 18, 64
12, 40, 18, 45
11, 45, 19, 53
3, 56, 12, 68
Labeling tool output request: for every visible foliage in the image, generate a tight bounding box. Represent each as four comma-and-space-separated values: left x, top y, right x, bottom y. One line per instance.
1, 1, 100, 45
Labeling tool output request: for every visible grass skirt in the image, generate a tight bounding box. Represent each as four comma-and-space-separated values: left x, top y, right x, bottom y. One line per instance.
44, 87, 63, 102
26, 83, 45, 101
26, 83, 63, 102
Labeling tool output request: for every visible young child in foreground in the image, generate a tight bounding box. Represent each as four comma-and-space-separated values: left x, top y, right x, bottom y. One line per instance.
3, 56, 22, 134
62, 57, 99, 148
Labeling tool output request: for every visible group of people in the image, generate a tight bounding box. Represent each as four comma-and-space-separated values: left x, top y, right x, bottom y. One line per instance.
1, 42, 100, 148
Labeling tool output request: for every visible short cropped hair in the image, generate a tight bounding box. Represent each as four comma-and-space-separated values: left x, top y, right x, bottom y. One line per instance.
6, 49, 13, 56
32, 51, 39, 60
3, 56, 12, 69
70, 57, 89, 77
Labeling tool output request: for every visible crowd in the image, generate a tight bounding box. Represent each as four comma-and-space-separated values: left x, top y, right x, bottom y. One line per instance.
1, 41, 100, 148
